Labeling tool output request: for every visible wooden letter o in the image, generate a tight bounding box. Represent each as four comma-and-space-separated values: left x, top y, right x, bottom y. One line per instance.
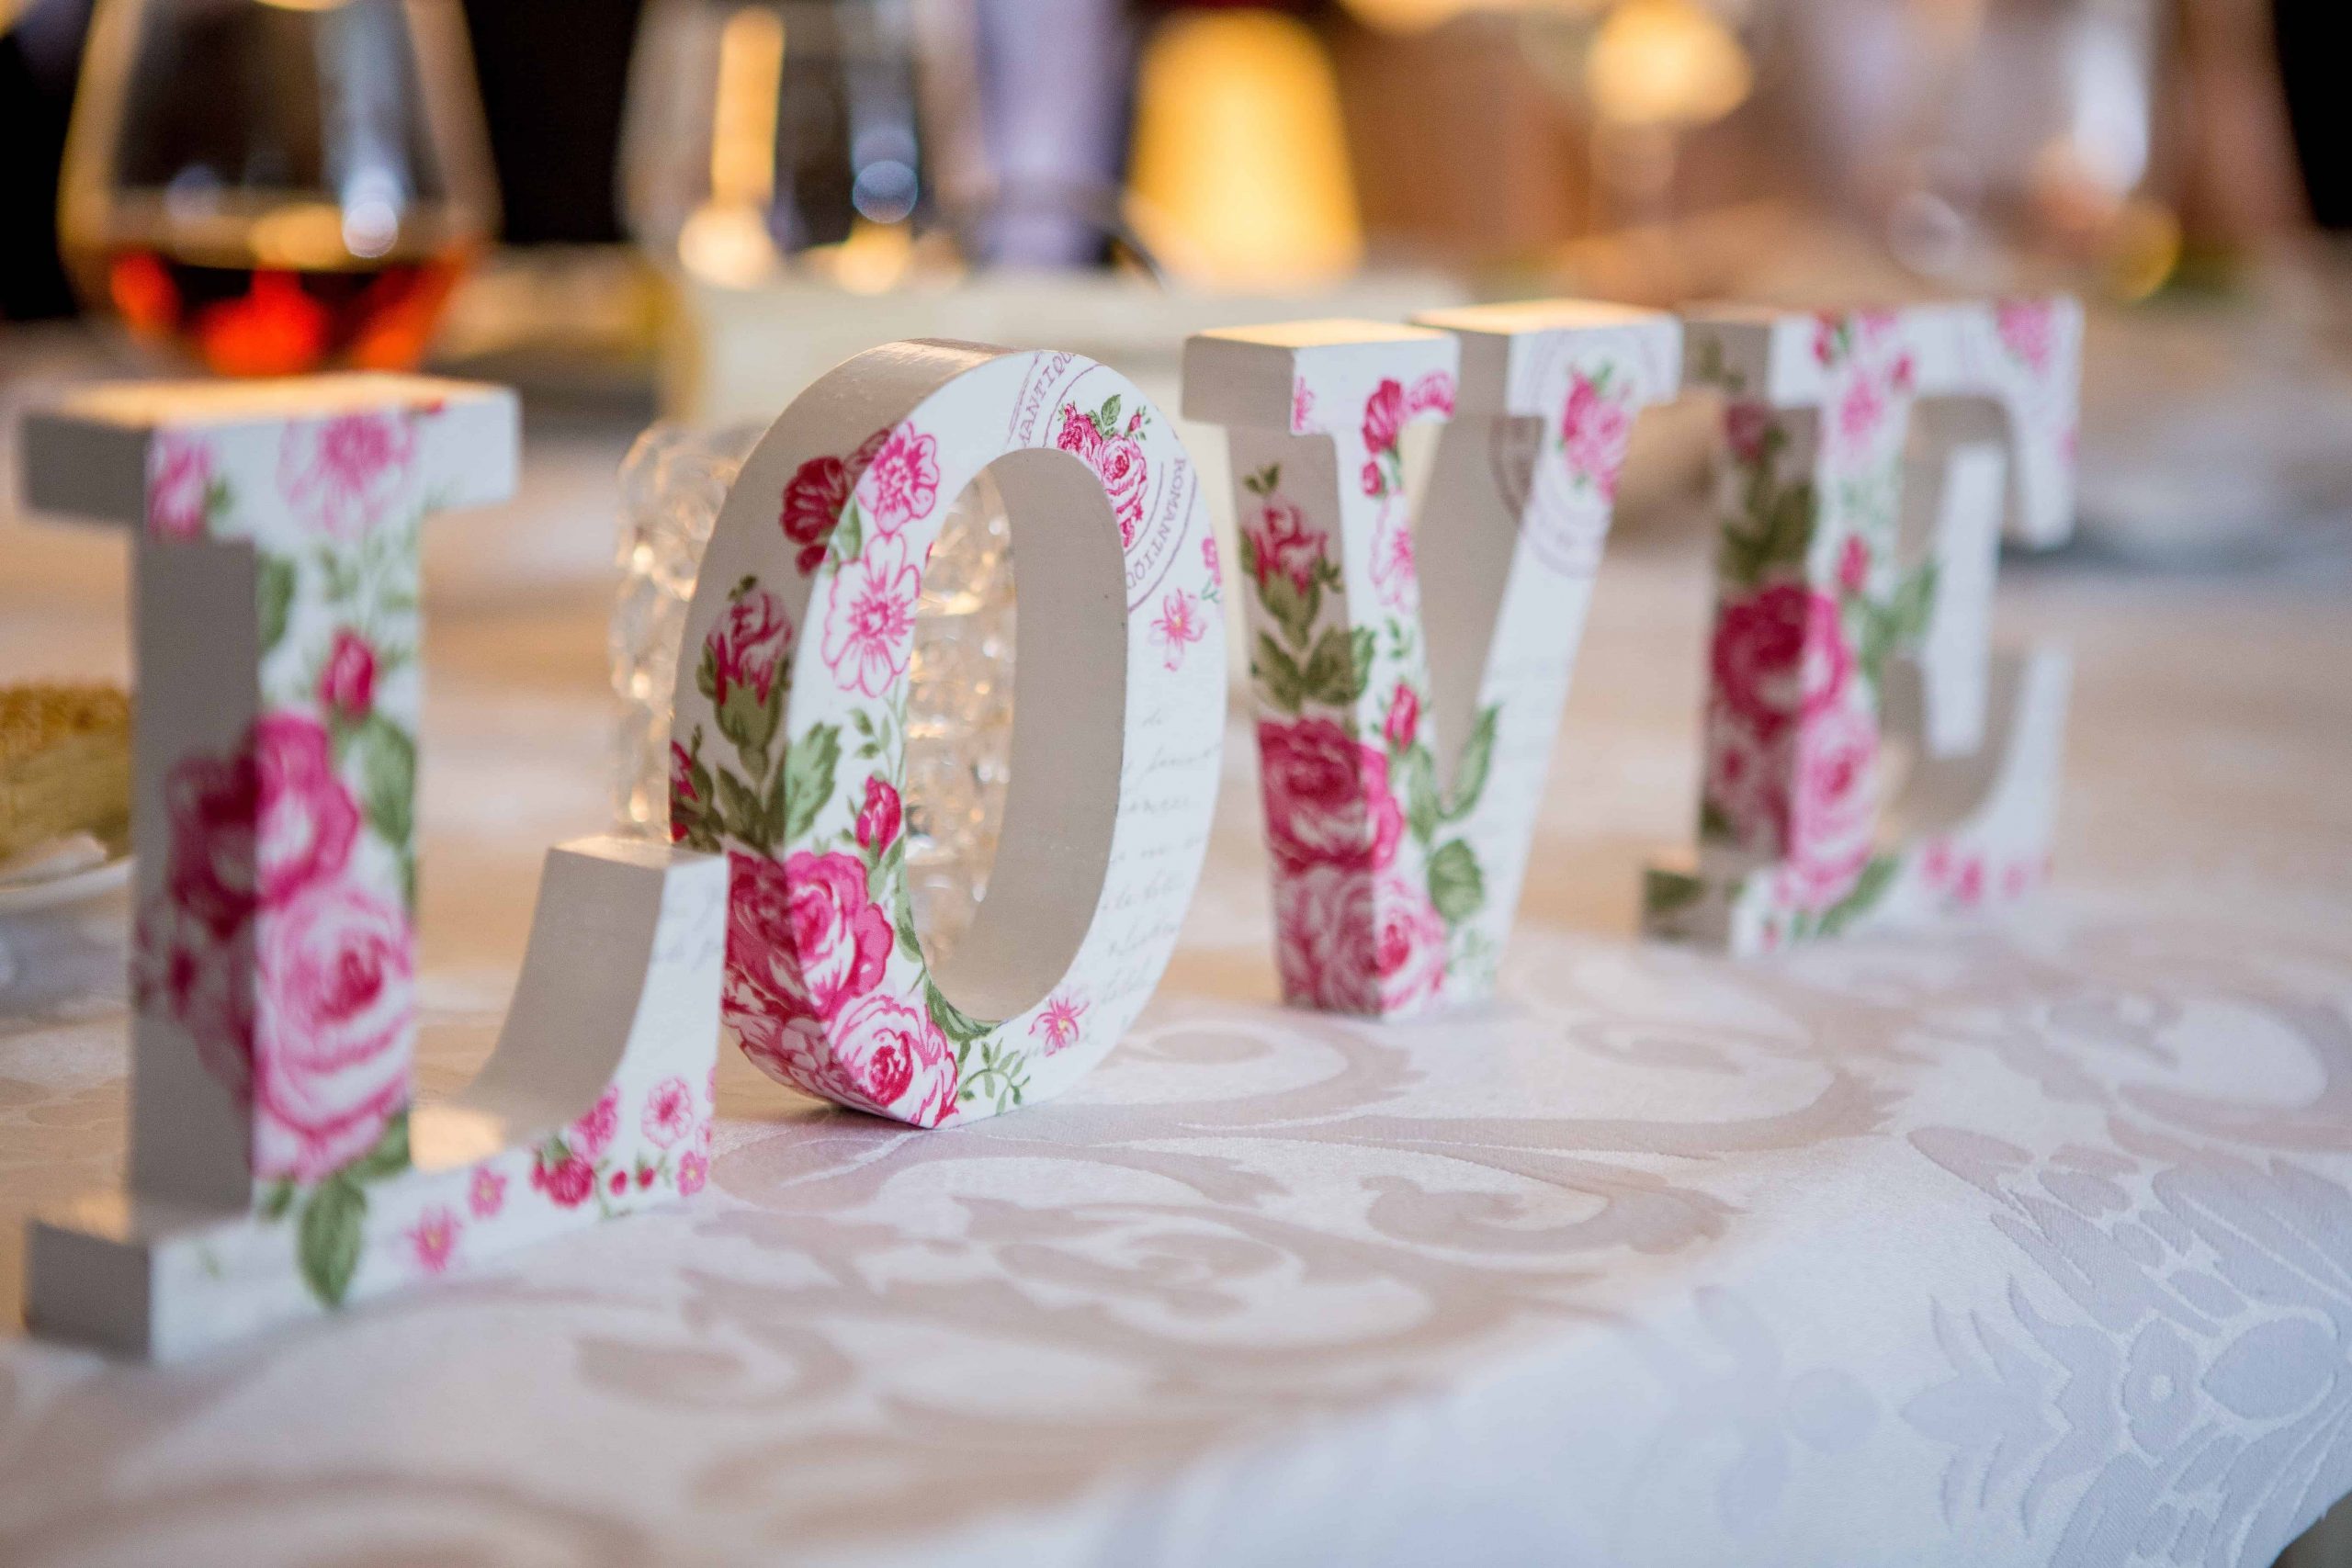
671, 343, 1225, 1125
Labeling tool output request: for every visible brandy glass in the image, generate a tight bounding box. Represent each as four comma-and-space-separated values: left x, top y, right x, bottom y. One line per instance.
59, 0, 498, 375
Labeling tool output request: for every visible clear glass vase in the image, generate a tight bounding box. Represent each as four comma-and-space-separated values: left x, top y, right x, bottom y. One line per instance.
612, 423, 1016, 961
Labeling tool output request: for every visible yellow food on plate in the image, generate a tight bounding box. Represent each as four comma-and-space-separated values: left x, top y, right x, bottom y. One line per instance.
0, 682, 132, 867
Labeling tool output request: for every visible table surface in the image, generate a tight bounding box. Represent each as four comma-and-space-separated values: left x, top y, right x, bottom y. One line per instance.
3, 406, 2352, 1568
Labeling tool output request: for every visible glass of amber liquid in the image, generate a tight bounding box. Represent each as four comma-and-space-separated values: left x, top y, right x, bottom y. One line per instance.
58, 0, 498, 376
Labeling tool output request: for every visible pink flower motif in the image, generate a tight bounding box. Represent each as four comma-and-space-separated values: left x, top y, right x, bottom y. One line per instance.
1363, 378, 1408, 456
1781, 702, 1880, 912
571, 1084, 620, 1161
1361, 462, 1383, 497
252, 879, 413, 1182
133, 897, 255, 1097
1246, 497, 1323, 595
1055, 403, 1103, 463
668, 741, 699, 843
277, 411, 417, 537
1724, 400, 1774, 464
1370, 510, 1417, 611
820, 534, 920, 697
642, 1075, 695, 1148
1091, 436, 1149, 548
318, 629, 377, 724
1031, 991, 1086, 1055
1702, 702, 1789, 851
608, 1169, 628, 1197
1996, 299, 2055, 373
1257, 716, 1405, 874
853, 425, 941, 535
705, 585, 792, 710
1838, 373, 1888, 449
831, 990, 957, 1123
532, 1151, 595, 1208
147, 433, 217, 540
1954, 856, 1986, 908
1813, 316, 1841, 367
1407, 371, 1456, 418
1202, 534, 1222, 584
1837, 535, 1871, 595
678, 1149, 709, 1196
167, 715, 362, 934
726, 849, 893, 1026
1289, 378, 1317, 435
1274, 865, 1448, 1014
779, 430, 888, 573
469, 1164, 507, 1218
1383, 682, 1419, 750
1559, 371, 1633, 501
407, 1206, 460, 1274
1151, 588, 1204, 671
1708, 582, 1852, 742
854, 775, 901, 852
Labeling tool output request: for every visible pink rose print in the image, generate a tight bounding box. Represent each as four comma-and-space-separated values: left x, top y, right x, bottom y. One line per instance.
1246, 496, 1323, 594
318, 629, 377, 724
1031, 991, 1086, 1055
1702, 700, 1788, 850
668, 741, 699, 843
147, 433, 217, 540
1813, 315, 1842, 367
166, 714, 360, 935
853, 425, 941, 535
727, 849, 893, 1025
1781, 701, 1880, 912
1559, 371, 1633, 501
1708, 582, 1852, 742
855, 775, 902, 852
678, 1149, 709, 1196
133, 898, 255, 1096
1258, 717, 1405, 874
1275, 865, 1448, 1014
407, 1206, 460, 1274
1363, 378, 1407, 456
277, 411, 417, 537
469, 1164, 507, 1218
1837, 535, 1871, 595
1289, 377, 1317, 435
1370, 510, 1417, 611
1151, 588, 1204, 671
1724, 400, 1773, 465
1383, 682, 1419, 751
1953, 856, 1986, 908
642, 1075, 695, 1147
532, 1150, 596, 1208
1361, 462, 1383, 497
571, 1084, 620, 1161
1092, 435, 1149, 548
1056, 402, 1102, 462
779, 429, 888, 572
831, 990, 957, 1123
820, 534, 920, 697
252, 879, 413, 1182
1838, 373, 1888, 450
706, 584, 792, 709
608, 1170, 628, 1197
1203, 534, 1222, 585
1996, 299, 2055, 373
1408, 371, 1456, 419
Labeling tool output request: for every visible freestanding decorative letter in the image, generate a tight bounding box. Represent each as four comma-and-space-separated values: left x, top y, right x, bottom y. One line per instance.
1184, 307, 1680, 1014
1644, 299, 2083, 953
19, 377, 725, 1359
670, 342, 1225, 1124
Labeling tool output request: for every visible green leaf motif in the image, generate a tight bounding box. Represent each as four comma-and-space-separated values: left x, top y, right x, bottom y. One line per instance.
781, 723, 841, 847
259, 1179, 297, 1222
1255, 633, 1307, 715
1403, 747, 1440, 847
1644, 868, 1705, 919
716, 767, 767, 852
257, 554, 297, 655
1814, 853, 1898, 939
832, 501, 865, 566
352, 716, 417, 850
1298, 626, 1360, 707
344, 1109, 412, 1182
298, 1173, 368, 1306
1428, 839, 1485, 927
1441, 705, 1498, 822
1091, 394, 1123, 440
1887, 559, 1939, 646
924, 976, 991, 1047
1260, 570, 1319, 652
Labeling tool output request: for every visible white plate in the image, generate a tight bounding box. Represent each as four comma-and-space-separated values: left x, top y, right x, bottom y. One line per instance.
0, 853, 132, 917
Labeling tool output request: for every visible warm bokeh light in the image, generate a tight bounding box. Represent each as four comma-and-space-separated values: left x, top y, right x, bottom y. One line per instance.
1586, 0, 1751, 129
1126, 10, 1363, 291
679, 4, 786, 288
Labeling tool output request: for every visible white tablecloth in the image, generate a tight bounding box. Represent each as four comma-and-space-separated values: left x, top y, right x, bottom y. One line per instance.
3, 434, 2351, 1566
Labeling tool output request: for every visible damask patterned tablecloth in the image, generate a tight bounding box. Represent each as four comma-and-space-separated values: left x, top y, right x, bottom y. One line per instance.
2, 522, 2350, 1567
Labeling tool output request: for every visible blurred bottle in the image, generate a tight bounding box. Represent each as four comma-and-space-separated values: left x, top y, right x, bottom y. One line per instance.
620, 0, 959, 292
58, 0, 497, 375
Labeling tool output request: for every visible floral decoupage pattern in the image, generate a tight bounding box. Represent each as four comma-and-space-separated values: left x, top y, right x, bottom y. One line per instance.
671, 346, 1224, 1127
1203, 310, 1681, 1017
103, 385, 720, 1328
1645, 299, 2084, 954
